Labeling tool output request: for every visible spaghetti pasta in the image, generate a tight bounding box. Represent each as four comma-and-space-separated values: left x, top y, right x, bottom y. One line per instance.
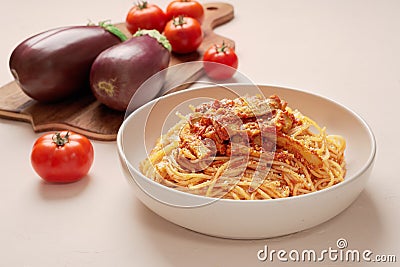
140, 94, 346, 200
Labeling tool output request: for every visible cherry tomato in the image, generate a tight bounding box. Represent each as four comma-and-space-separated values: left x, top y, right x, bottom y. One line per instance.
166, 0, 205, 24
125, 1, 167, 34
164, 16, 203, 54
31, 131, 94, 183
203, 41, 239, 80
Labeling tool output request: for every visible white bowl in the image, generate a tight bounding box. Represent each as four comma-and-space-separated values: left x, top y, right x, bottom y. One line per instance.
117, 84, 376, 239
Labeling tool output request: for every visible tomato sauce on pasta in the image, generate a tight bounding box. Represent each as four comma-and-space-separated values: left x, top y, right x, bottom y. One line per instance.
140, 94, 346, 200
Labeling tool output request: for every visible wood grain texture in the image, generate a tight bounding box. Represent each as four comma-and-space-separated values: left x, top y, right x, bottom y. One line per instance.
0, 2, 234, 141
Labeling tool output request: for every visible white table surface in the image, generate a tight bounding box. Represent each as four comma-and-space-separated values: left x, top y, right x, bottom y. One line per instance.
1, 0, 399, 266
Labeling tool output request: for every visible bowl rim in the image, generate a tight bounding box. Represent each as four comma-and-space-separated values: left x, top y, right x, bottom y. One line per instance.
117, 83, 376, 205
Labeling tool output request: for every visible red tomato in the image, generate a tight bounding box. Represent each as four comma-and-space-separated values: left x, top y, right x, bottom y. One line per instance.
203, 41, 239, 80
166, 0, 205, 24
31, 131, 94, 183
125, 1, 167, 34
164, 16, 203, 54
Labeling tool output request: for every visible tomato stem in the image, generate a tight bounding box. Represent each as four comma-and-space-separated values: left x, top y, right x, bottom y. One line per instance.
216, 41, 228, 53
52, 132, 70, 146
173, 16, 187, 27
136, 1, 148, 10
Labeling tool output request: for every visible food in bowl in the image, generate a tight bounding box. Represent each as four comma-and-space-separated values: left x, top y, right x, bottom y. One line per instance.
140, 94, 346, 200
118, 84, 375, 239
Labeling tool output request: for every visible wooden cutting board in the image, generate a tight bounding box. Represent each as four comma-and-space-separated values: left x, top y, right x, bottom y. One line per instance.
0, 2, 235, 141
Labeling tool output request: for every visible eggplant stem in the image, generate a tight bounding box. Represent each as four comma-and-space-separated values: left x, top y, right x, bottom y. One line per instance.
133, 29, 172, 52
98, 21, 128, 42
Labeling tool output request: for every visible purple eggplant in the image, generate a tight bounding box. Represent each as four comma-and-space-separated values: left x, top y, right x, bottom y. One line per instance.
9, 22, 127, 103
90, 29, 171, 111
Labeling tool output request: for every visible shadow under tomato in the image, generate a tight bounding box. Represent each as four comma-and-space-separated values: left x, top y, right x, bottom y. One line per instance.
36, 174, 91, 200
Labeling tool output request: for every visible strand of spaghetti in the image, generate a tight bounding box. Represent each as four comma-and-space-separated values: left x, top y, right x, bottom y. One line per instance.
328, 160, 345, 181
164, 163, 211, 181
328, 135, 346, 151
206, 161, 230, 197
256, 188, 272, 199
321, 162, 336, 187
318, 128, 330, 161
288, 123, 311, 137
271, 160, 299, 171
259, 181, 287, 198
296, 188, 313, 195
188, 179, 213, 190
167, 151, 190, 173
294, 159, 315, 191
285, 168, 308, 184
314, 178, 332, 189
230, 191, 240, 200
148, 140, 178, 165
232, 185, 251, 200
309, 165, 330, 179
282, 173, 294, 191
293, 183, 301, 196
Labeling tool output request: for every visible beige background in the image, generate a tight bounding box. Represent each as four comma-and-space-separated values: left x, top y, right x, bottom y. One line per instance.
0, 0, 399, 266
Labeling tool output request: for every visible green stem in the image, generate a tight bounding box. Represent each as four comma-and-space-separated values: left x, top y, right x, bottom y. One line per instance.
216, 41, 228, 53
98, 21, 128, 42
173, 16, 187, 27
133, 29, 172, 52
52, 132, 70, 146
136, 1, 148, 10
